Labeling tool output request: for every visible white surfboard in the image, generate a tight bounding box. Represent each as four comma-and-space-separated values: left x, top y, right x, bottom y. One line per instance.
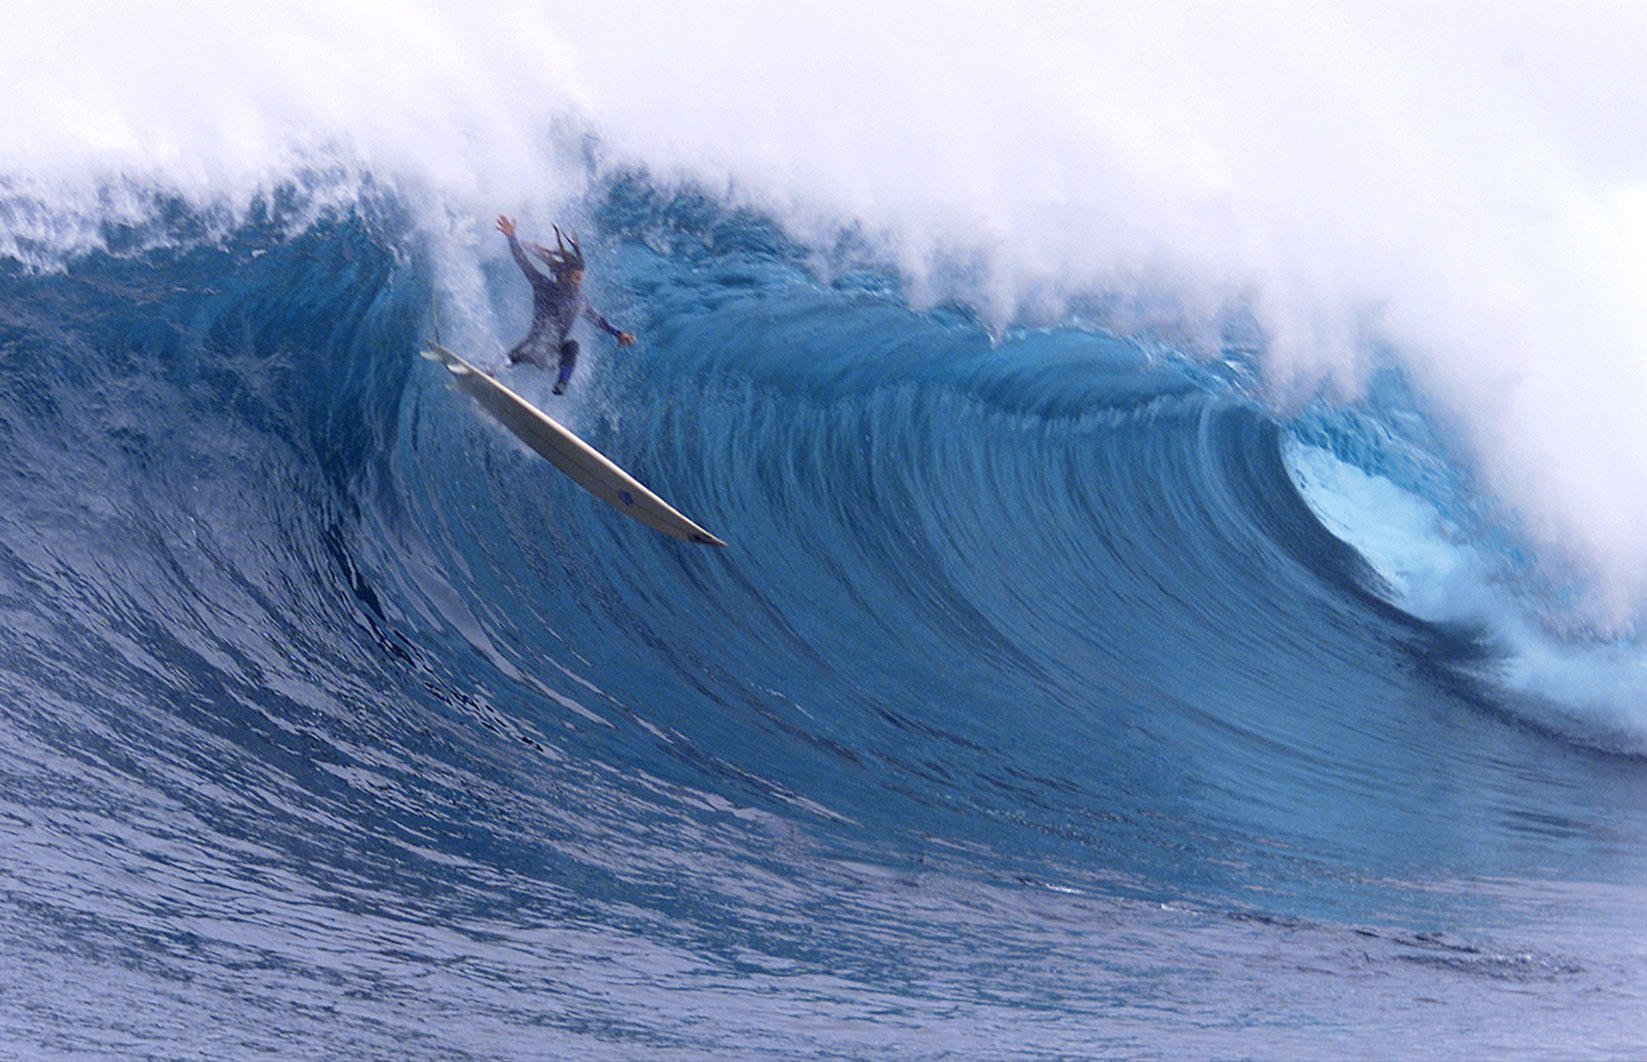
423, 343, 727, 547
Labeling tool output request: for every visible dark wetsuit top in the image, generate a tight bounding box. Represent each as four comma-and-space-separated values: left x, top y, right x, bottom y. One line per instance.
505, 233, 624, 382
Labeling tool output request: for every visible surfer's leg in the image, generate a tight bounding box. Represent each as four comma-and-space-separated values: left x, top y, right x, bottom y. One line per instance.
552, 340, 579, 395
506, 338, 547, 370
508, 329, 556, 371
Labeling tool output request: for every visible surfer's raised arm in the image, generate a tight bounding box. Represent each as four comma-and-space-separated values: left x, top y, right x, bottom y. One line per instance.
496, 215, 546, 281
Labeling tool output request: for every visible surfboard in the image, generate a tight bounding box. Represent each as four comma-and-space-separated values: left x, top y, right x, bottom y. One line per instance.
422, 343, 727, 547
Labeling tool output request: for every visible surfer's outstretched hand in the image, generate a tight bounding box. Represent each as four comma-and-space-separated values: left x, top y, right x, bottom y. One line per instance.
618, 332, 635, 347
496, 215, 516, 237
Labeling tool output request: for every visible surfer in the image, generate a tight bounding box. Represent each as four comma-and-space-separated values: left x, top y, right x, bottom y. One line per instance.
496, 215, 635, 394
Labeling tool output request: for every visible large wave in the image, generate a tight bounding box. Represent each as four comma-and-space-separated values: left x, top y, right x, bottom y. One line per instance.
5, 4, 1647, 1057
12, 2, 1647, 617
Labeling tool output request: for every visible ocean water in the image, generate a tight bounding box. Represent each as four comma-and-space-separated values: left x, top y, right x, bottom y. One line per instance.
3, 4, 1647, 1059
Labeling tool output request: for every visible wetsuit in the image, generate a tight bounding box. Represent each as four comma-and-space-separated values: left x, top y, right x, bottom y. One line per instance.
503, 232, 626, 391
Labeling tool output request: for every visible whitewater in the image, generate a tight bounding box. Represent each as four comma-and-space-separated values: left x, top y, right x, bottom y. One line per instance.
3, 2, 1647, 1058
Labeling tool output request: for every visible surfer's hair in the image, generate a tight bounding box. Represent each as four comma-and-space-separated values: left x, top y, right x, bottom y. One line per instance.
532, 224, 585, 279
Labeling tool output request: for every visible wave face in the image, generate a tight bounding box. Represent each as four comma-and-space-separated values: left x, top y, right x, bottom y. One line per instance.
0, 182, 1644, 1059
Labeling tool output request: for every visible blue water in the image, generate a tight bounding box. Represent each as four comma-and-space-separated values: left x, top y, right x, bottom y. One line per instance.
2, 185, 1645, 1060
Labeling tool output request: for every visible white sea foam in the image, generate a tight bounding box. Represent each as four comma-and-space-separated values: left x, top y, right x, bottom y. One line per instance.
5, 1, 1647, 626
1286, 441, 1647, 750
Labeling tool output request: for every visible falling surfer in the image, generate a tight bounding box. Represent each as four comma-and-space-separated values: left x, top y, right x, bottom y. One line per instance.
495, 215, 635, 394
